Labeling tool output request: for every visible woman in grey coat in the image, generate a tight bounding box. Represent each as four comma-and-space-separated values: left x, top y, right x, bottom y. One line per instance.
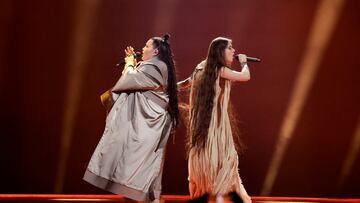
84, 34, 179, 202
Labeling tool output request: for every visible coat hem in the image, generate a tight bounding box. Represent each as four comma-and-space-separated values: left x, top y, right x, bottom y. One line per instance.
83, 170, 160, 201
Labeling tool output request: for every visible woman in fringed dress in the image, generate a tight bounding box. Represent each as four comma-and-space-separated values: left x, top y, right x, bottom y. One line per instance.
178, 37, 252, 203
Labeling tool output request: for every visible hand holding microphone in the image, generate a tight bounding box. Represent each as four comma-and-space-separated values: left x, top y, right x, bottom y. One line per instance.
234, 54, 261, 63
124, 46, 136, 66
116, 46, 142, 67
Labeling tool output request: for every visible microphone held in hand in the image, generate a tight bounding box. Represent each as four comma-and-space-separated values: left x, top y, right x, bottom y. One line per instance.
234, 54, 261, 62
116, 52, 142, 67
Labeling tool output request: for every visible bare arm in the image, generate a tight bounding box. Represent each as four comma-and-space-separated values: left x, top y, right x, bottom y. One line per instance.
220, 64, 250, 82
220, 54, 250, 81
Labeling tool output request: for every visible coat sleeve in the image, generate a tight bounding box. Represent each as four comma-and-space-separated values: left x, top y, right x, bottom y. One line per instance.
111, 62, 164, 93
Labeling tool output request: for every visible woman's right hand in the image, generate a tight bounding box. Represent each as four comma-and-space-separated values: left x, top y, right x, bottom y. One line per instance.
124, 46, 136, 66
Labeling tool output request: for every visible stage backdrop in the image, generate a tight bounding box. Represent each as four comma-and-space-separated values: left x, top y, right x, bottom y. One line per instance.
1, 0, 359, 198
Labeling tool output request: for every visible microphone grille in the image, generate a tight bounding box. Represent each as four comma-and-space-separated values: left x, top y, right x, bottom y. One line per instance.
135, 52, 142, 58
234, 55, 239, 61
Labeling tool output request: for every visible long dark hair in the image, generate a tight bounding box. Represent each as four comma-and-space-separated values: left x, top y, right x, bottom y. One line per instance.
189, 37, 243, 153
152, 34, 179, 128
189, 37, 228, 149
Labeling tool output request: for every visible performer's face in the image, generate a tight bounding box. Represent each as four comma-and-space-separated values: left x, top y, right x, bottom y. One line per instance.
224, 41, 235, 65
142, 39, 158, 61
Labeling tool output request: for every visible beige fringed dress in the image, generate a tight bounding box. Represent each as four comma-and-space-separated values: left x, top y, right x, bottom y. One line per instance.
188, 61, 243, 197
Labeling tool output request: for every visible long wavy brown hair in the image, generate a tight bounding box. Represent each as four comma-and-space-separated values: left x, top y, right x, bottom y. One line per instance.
188, 37, 244, 154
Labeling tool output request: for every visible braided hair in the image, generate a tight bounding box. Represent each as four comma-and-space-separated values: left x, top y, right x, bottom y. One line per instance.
151, 34, 179, 128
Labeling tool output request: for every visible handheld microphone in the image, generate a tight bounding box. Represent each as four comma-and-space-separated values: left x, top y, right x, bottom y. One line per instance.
116, 52, 142, 67
234, 54, 261, 62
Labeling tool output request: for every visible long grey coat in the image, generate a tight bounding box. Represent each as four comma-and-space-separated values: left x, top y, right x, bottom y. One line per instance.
84, 57, 172, 201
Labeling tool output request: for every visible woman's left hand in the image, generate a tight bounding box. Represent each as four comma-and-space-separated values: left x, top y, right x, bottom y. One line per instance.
236, 54, 247, 64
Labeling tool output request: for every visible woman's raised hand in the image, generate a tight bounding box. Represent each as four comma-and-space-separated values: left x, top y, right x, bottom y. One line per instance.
124, 46, 136, 66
